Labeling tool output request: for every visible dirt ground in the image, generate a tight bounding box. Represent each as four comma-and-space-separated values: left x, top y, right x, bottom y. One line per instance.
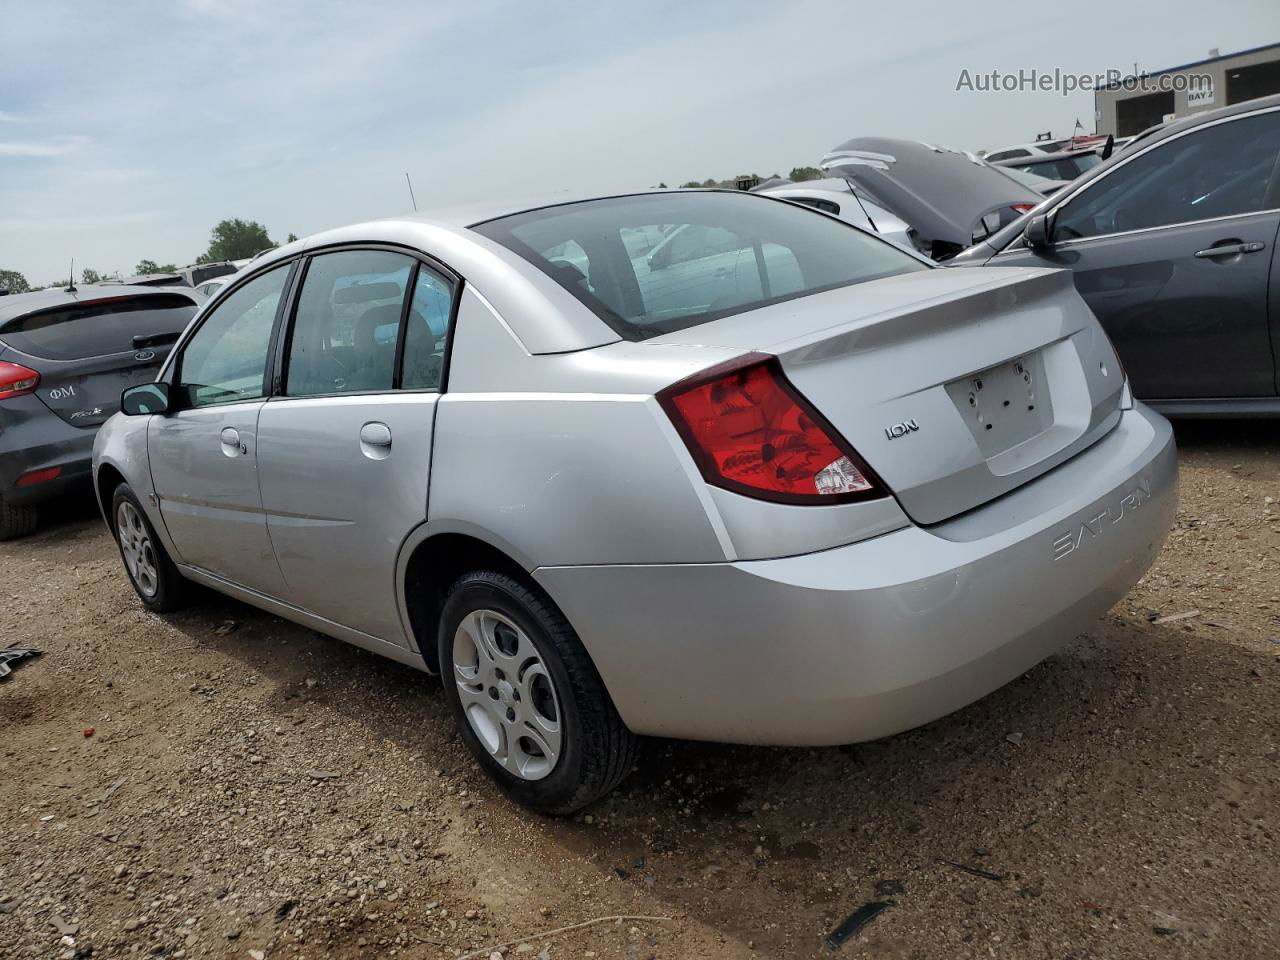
2, 421, 1277, 960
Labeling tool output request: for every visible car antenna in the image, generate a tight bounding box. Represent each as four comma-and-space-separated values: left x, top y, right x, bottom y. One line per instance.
405, 172, 418, 212
65, 258, 77, 293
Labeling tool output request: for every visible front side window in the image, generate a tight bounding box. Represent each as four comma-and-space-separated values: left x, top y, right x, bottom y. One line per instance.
284, 250, 414, 396
177, 266, 289, 407
1054, 110, 1280, 241
473, 192, 926, 339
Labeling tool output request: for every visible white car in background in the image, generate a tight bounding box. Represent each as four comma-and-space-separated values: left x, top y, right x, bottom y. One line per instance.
193, 275, 233, 299
753, 178, 914, 251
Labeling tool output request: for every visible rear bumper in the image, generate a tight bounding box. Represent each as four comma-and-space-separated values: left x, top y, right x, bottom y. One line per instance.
0, 403, 95, 507
535, 403, 1176, 745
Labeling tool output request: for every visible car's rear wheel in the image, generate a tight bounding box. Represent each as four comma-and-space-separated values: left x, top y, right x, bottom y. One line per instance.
438, 570, 637, 815
0, 498, 38, 541
111, 484, 189, 613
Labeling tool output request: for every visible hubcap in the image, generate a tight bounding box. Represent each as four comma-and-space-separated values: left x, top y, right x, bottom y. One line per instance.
116, 501, 159, 598
452, 609, 562, 781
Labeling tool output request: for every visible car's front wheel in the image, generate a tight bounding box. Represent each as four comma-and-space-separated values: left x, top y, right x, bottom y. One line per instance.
111, 484, 190, 613
438, 570, 637, 815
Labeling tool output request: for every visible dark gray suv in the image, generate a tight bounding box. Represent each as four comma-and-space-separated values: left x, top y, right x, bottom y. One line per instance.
954, 94, 1280, 416
0, 285, 198, 538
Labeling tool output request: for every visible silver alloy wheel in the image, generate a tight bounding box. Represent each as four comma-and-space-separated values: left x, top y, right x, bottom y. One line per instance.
116, 500, 159, 598
452, 608, 563, 781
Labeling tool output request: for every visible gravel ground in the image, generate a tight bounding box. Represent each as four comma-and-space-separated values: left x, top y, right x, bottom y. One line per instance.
1, 421, 1277, 960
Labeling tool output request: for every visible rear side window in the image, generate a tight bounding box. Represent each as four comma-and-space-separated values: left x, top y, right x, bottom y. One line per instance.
473, 192, 926, 339
0, 295, 197, 361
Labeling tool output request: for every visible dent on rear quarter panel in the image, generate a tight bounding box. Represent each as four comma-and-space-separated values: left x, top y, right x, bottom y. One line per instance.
428, 288, 729, 567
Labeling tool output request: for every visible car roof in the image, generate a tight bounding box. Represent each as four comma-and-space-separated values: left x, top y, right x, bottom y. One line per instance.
0, 285, 198, 327
241, 189, 817, 356
247, 188, 755, 273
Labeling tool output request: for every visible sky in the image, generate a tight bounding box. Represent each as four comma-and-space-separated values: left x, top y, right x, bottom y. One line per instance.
1, 0, 1277, 284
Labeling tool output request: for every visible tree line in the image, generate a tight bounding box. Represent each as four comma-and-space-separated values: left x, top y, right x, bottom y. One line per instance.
0, 218, 299, 293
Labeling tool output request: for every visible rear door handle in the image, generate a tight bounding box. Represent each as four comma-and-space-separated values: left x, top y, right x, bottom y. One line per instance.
219, 427, 247, 457
360, 422, 392, 446
1194, 241, 1265, 258
359, 421, 392, 459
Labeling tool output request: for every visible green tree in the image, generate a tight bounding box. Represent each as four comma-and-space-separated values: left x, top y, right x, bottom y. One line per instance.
789, 166, 823, 182
81, 268, 104, 284
0, 269, 30, 294
286, 233, 298, 243
679, 180, 703, 188
197, 219, 274, 263
135, 259, 178, 275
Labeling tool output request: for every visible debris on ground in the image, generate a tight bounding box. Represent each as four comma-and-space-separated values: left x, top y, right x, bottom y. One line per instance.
0, 644, 41, 679
825, 901, 895, 949
938, 859, 1005, 882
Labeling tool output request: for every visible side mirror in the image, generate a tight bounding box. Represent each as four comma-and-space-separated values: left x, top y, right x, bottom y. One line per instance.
121, 382, 172, 416
1023, 214, 1054, 251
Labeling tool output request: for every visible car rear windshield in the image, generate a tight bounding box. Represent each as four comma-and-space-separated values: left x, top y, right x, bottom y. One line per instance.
0, 294, 198, 361
472, 192, 928, 339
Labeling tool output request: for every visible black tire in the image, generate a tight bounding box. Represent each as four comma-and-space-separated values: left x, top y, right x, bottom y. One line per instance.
0, 498, 38, 541
437, 570, 638, 815
110, 484, 190, 613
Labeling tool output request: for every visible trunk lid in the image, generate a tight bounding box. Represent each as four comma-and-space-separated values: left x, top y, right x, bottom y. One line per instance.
819, 137, 1043, 255
0, 291, 197, 428
646, 266, 1125, 524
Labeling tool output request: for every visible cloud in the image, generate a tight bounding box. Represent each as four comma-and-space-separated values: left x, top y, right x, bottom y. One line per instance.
0, 134, 89, 157
0, 111, 28, 123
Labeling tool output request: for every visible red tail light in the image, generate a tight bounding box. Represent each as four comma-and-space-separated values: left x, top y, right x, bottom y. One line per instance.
0, 361, 40, 400
1010, 203, 1037, 214
657, 353, 886, 505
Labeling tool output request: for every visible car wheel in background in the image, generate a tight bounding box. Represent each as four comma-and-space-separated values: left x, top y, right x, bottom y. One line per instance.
0, 498, 38, 541
438, 570, 638, 815
111, 484, 190, 613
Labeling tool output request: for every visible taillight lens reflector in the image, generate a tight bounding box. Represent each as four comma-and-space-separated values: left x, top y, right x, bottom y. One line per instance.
1010, 203, 1037, 214
658, 354, 886, 505
16, 466, 62, 488
0, 361, 40, 400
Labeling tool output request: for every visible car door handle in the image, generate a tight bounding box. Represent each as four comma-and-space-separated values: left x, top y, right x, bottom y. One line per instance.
1194, 241, 1265, 258
219, 427, 247, 457
359, 422, 392, 459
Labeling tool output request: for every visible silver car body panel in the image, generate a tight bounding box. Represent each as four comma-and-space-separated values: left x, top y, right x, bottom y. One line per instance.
535, 402, 1175, 744
93, 191, 1177, 747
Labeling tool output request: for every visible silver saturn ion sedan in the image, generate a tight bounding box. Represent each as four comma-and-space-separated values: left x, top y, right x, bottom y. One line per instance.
93, 190, 1177, 814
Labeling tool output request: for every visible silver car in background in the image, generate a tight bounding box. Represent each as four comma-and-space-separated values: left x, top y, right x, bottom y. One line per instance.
93, 190, 1176, 813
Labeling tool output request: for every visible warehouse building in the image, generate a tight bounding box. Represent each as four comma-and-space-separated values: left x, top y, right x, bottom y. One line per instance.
1095, 43, 1280, 137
